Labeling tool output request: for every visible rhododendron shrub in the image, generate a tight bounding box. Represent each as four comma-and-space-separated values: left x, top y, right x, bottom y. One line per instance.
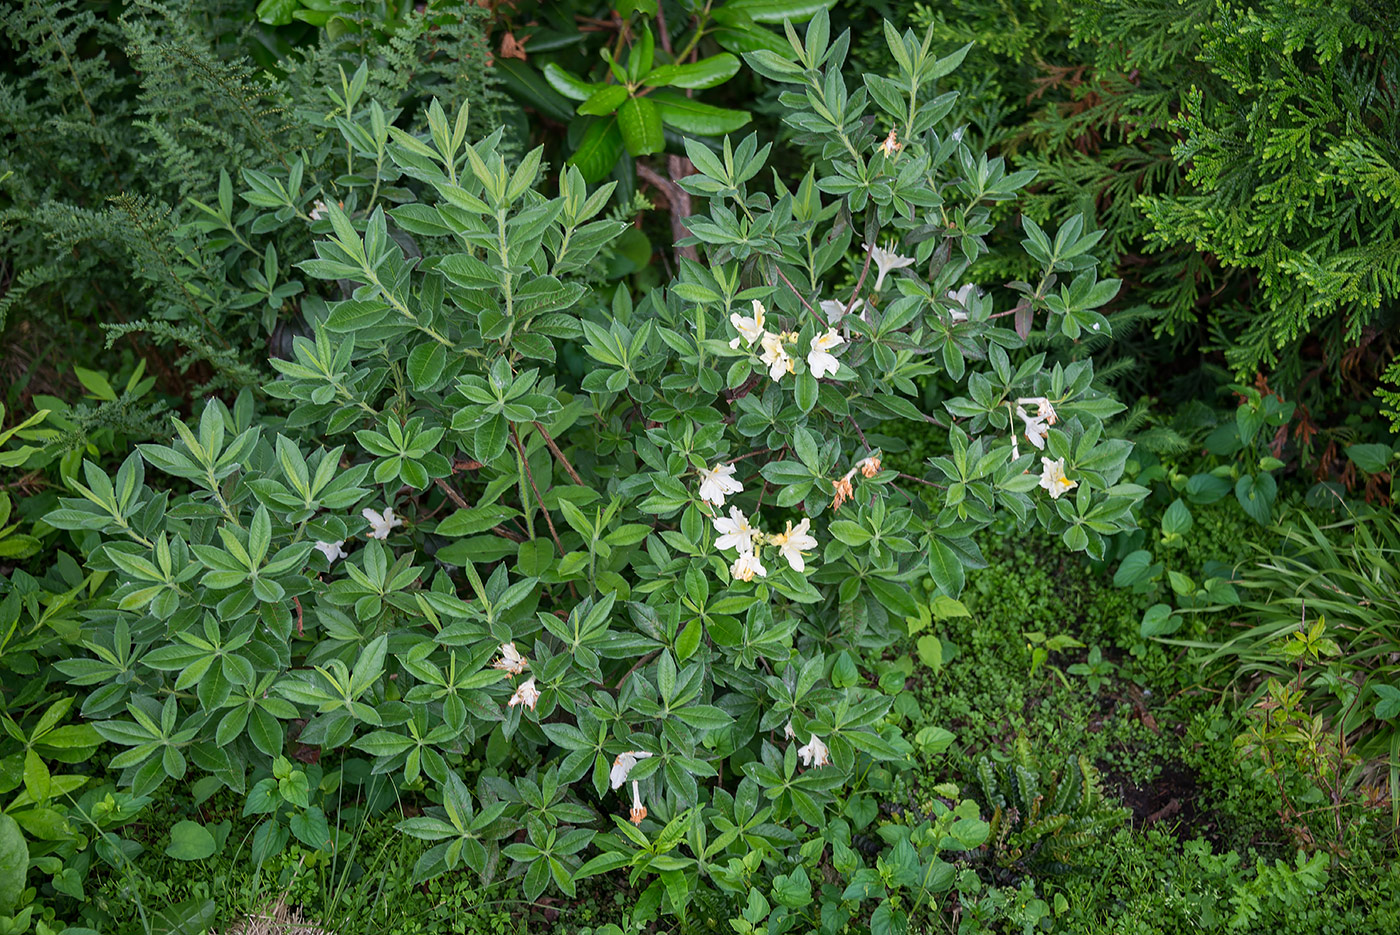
44, 12, 1140, 927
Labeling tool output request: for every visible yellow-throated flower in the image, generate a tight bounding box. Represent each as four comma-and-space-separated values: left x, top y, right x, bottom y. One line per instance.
1038, 457, 1077, 499
770, 519, 818, 573
732, 550, 767, 582
760, 331, 795, 381
713, 506, 759, 555
807, 330, 844, 379
729, 300, 766, 349
697, 462, 743, 508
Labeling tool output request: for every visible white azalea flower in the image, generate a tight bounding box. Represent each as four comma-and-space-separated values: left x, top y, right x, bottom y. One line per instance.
697, 462, 743, 507
819, 298, 855, 326
1038, 457, 1078, 499
784, 721, 796, 740
492, 642, 529, 676
362, 507, 403, 540
947, 283, 980, 322
729, 299, 766, 349
314, 540, 346, 564
731, 550, 767, 582
630, 780, 647, 825
798, 734, 831, 767
807, 330, 844, 379
862, 242, 915, 292
713, 507, 759, 555
770, 518, 818, 573
1016, 397, 1057, 425
760, 332, 794, 381
1018, 408, 1049, 451
309, 200, 328, 221
609, 750, 654, 790
507, 677, 540, 710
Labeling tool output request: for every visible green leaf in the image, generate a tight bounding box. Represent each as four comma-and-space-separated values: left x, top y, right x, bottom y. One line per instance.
723, 0, 836, 24
289, 806, 332, 851
254, 0, 301, 26
1139, 604, 1179, 638
829, 520, 871, 546
926, 539, 965, 597
324, 299, 392, 333
0, 812, 26, 913
578, 85, 630, 117
1112, 550, 1158, 587
474, 415, 510, 463
166, 820, 217, 860
1345, 443, 1393, 474
915, 635, 942, 670
1374, 684, 1400, 720
651, 91, 751, 136
1234, 473, 1276, 526
542, 63, 597, 102
407, 343, 447, 391
644, 54, 741, 90
437, 505, 519, 537
495, 60, 577, 123
618, 97, 664, 157
1161, 499, 1192, 537
566, 117, 624, 184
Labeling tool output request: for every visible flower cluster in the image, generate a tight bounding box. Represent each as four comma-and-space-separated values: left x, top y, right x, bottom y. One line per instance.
1003, 398, 1080, 500
712, 507, 817, 582
729, 300, 845, 383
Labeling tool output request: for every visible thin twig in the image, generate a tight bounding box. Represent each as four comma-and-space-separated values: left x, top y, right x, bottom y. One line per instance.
899, 472, 947, 490
654, 2, 674, 55
532, 421, 584, 486
434, 477, 470, 509
614, 649, 661, 690
848, 416, 873, 453
773, 265, 828, 328
434, 477, 523, 541
512, 427, 567, 559
636, 161, 699, 265
726, 449, 771, 464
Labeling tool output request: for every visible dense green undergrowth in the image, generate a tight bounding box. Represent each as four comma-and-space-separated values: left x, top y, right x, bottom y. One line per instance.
60, 522, 1399, 935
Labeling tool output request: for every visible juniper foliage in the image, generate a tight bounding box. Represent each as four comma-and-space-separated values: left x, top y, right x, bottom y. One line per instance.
845, 0, 1400, 407
0, 0, 505, 407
